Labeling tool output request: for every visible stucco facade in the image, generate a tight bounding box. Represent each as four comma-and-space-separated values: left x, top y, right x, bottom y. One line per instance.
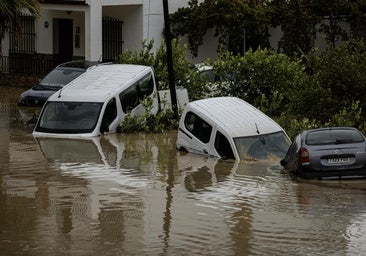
3, 0, 350, 67
17, 0, 212, 64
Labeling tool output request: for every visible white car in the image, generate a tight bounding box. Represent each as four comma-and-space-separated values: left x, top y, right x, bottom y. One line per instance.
177, 96, 291, 161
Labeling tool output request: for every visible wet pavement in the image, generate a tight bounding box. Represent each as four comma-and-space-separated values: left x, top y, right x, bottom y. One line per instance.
1, 86, 366, 255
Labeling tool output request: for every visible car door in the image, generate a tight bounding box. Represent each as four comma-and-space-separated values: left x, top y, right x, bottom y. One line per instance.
182, 111, 213, 156
285, 134, 302, 172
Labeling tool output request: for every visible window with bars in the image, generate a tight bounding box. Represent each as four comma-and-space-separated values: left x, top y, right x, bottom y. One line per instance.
102, 16, 124, 62
9, 14, 36, 54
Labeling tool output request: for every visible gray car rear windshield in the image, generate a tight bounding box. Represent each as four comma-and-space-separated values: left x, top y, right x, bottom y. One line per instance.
306, 129, 365, 145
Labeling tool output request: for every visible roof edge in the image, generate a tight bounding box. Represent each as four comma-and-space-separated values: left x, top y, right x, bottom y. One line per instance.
39, 0, 87, 5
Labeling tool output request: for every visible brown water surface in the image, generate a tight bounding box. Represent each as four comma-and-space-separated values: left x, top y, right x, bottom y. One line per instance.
1, 86, 366, 255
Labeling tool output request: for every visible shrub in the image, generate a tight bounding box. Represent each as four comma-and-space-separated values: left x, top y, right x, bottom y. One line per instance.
119, 95, 180, 133
297, 40, 366, 122
117, 39, 366, 136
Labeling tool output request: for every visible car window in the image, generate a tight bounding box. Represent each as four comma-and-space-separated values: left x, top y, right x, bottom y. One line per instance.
139, 73, 154, 97
36, 101, 102, 133
214, 131, 235, 160
306, 129, 365, 145
234, 131, 291, 160
184, 112, 212, 143
119, 84, 139, 113
199, 69, 216, 83
100, 98, 117, 133
40, 69, 84, 87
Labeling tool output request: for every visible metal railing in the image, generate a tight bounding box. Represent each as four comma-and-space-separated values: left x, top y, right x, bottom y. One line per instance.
0, 55, 58, 75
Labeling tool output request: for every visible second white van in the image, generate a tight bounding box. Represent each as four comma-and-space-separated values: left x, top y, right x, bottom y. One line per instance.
176, 97, 291, 161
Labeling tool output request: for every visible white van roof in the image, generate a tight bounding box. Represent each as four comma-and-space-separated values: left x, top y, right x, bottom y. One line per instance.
186, 97, 283, 138
48, 64, 152, 103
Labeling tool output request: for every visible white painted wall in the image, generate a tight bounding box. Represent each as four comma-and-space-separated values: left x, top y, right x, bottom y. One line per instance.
103, 5, 143, 53
37, 5, 88, 56
3, 0, 215, 63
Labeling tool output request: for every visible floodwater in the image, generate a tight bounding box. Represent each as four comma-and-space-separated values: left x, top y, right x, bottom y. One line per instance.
1, 86, 366, 256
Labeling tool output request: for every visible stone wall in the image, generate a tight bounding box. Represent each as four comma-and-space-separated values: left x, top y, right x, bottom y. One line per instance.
0, 73, 42, 88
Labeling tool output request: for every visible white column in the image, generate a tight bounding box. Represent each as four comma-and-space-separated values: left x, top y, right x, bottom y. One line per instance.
85, 0, 102, 61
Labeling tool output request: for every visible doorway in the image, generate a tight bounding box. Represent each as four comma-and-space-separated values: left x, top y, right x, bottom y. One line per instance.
54, 18, 73, 63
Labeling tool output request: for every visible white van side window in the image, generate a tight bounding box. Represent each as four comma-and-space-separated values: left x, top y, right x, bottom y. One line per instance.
119, 74, 154, 113
119, 84, 139, 112
139, 73, 154, 97
184, 112, 212, 143
100, 98, 117, 133
214, 131, 235, 160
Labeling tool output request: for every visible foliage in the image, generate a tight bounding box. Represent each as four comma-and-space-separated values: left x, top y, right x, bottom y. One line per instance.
293, 40, 366, 122
118, 38, 366, 138
275, 115, 320, 140
205, 48, 307, 116
183, 65, 214, 101
154, 39, 193, 90
115, 39, 155, 66
197, 41, 366, 138
170, 0, 270, 57
116, 39, 192, 91
170, 0, 366, 57
276, 102, 366, 140
268, 0, 319, 56
119, 95, 179, 133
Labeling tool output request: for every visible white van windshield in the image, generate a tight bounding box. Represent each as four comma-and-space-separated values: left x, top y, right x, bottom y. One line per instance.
36, 102, 103, 133
234, 131, 291, 160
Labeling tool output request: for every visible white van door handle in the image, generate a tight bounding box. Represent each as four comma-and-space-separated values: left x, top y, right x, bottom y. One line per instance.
203, 149, 208, 154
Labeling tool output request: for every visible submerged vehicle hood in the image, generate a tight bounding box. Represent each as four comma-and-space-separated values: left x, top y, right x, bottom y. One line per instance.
18, 86, 59, 106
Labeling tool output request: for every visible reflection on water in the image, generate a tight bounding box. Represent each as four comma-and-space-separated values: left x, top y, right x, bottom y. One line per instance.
2, 85, 366, 255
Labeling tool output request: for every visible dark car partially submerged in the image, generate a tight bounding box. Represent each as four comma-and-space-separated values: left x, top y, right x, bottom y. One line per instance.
280, 127, 366, 179
18, 60, 101, 107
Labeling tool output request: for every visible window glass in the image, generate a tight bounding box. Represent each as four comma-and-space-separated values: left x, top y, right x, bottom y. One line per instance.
214, 131, 235, 160
234, 131, 291, 160
100, 98, 117, 133
306, 129, 365, 145
40, 68, 83, 88
36, 101, 102, 133
184, 112, 196, 133
199, 70, 216, 83
120, 85, 139, 113
139, 73, 154, 97
184, 112, 212, 143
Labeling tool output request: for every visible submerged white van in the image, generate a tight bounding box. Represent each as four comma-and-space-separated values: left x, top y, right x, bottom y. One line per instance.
33, 64, 159, 138
176, 97, 291, 161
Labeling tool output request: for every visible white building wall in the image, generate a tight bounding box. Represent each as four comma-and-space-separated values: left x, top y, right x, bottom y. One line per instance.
37, 4, 88, 56
103, 5, 143, 53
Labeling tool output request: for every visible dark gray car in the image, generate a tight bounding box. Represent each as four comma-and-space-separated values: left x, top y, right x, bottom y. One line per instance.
18, 60, 101, 107
280, 127, 366, 179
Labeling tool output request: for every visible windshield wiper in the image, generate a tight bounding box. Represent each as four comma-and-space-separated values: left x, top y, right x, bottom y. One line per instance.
335, 139, 353, 144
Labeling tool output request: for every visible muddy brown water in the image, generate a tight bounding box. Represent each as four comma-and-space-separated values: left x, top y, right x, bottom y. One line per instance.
1, 86, 366, 255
